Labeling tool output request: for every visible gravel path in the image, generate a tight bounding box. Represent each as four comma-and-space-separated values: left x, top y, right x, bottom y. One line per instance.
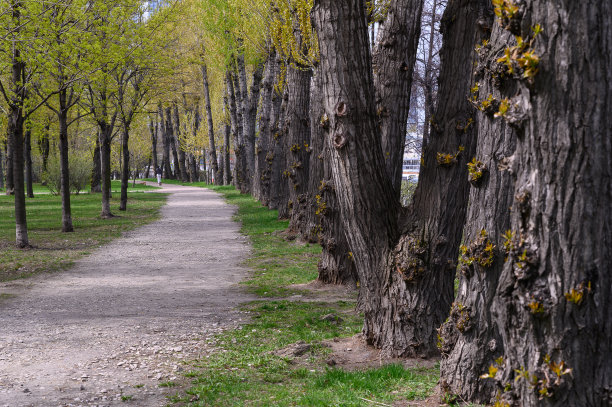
0, 184, 254, 406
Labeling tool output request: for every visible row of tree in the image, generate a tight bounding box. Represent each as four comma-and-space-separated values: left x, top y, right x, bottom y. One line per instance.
2, 0, 610, 405
177, 0, 610, 405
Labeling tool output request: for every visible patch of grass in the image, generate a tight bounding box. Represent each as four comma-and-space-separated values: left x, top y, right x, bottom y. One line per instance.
204, 185, 321, 297
169, 184, 439, 407
1, 181, 159, 196
120, 395, 133, 402
0, 191, 167, 281
159, 381, 178, 388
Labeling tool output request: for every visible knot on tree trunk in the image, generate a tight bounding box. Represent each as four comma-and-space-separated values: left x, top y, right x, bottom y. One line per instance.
393, 234, 428, 283
332, 123, 349, 149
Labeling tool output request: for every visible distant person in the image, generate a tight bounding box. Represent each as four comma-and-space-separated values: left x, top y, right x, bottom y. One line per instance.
155, 166, 163, 186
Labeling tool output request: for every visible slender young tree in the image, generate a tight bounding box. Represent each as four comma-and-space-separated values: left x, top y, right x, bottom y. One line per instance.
201, 52, 221, 185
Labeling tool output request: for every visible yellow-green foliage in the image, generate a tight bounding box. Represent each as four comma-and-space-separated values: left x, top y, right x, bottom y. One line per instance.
270, 0, 318, 69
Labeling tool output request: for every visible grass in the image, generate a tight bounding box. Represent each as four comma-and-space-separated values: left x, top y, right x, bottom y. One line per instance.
0, 186, 167, 281
167, 184, 439, 407
0, 180, 158, 195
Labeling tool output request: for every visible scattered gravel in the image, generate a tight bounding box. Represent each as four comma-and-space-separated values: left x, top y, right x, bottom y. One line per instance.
0, 184, 254, 406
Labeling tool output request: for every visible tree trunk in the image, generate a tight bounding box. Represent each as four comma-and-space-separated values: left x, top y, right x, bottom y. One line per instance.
373, 0, 423, 198
5, 130, 14, 195
150, 116, 158, 174
91, 133, 102, 193
159, 104, 172, 179
253, 51, 276, 202
8, 58, 27, 246
223, 113, 232, 185
39, 122, 50, 177
286, 65, 312, 236
269, 88, 290, 218
0, 142, 4, 190
486, 2, 612, 405
58, 102, 74, 232
201, 64, 221, 185
232, 69, 247, 189
312, 70, 358, 286
119, 124, 130, 211
99, 124, 114, 218
313, 0, 404, 353
172, 104, 188, 182
427, 2, 515, 404
24, 128, 34, 198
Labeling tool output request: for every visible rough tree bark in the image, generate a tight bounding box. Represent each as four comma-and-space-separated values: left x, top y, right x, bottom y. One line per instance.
201, 63, 221, 185
314, 0, 469, 357
373, 0, 423, 197
39, 122, 50, 176
241, 60, 265, 193
5, 136, 14, 195
149, 116, 158, 174
91, 134, 102, 193
313, 0, 402, 352
222, 96, 232, 186
159, 104, 172, 179
98, 121, 114, 218
173, 104, 188, 182
486, 1, 612, 406
119, 123, 130, 211
0, 142, 4, 190
436, 5, 515, 404
261, 59, 283, 207
24, 128, 34, 198
58, 92, 74, 232
232, 68, 246, 189
286, 65, 312, 235
253, 51, 276, 202
269, 88, 290, 219
312, 70, 357, 285
7, 20, 28, 246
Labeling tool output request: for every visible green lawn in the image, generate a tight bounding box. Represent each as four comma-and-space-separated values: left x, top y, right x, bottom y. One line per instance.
0, 186, 167, 281
1, 180, 158, 195
167, 184, 439, 407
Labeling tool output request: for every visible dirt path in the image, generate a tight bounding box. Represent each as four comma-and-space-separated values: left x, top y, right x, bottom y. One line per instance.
0, 184, 254, 407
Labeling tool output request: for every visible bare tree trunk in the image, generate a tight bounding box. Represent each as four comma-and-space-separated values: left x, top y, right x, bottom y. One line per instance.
261, 57, 283, 206
253, 51, 276, 201
286, 65, 312, 235
313, 0, 400, 350
487, 2, 612, 405
173, 104, 188, 182
119, 124, 130, 211
39, 122, 50, 176
0, 142, 4, 190
5, 130, 14, 195
24, 128, 34, 198
373, 0, 423, 197
58, 101, 74, 232
99, 124, 114, 218
150, 116, 158, 174
311, 70, 358, 285
232, 67, 247, 190
200, 64, 221, 185
314, 0, 457, 357
244, 63, 265, 193
159, 104, 172, 179
223, 109, 232, 185
91, 133, 102, 193
8, 27, 28, 246
269, 88, 290, 218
